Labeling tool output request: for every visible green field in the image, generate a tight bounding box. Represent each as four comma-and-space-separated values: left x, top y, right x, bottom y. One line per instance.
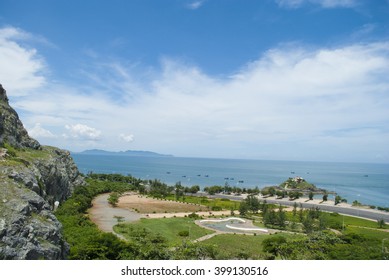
57, 176, 389, 260
201, 232, 300, 259
114, 217, 214, 246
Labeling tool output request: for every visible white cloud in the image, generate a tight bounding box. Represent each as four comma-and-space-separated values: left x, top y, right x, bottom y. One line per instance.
4, 26, 389, 161
187, 1, 205, 10
14, 41, 389, 160
28, 123, 56, 139
275, 0, 358, 8
119, 133, 135, 143
65, 124, 102, 140
0, 26, 46, 95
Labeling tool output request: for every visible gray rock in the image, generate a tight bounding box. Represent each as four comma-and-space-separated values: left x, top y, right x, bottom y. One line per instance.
0, 84, 85, 259
0, 84, 40, 149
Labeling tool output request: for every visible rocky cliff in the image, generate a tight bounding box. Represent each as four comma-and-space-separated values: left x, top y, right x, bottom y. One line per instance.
0, 84, 85, 259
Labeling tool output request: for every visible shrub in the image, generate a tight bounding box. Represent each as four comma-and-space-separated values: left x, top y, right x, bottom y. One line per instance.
188, 212, 200, 219
108, 192, 120, 207
3, 143, 17, 157
178, 230, 189, 237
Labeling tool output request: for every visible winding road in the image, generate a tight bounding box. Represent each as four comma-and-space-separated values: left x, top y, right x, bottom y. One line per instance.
196, 193, 389, 223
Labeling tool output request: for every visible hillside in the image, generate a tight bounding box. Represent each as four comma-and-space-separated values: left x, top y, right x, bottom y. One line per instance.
0, 84, 84, 259
77, 149, 173, 157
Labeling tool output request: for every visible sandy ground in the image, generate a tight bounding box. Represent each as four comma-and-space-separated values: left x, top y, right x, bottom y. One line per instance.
88, 193, 142, 233
117, 193, 208, 214
89, 193, 231, 235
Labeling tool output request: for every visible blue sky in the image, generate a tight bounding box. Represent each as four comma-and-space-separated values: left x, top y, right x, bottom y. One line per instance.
1, 0, 389, 162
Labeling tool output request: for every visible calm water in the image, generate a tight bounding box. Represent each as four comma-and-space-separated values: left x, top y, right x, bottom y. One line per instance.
72, 154, 389, 207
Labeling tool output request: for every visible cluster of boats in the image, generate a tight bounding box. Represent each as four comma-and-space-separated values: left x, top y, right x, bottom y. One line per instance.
166, 171, 244, 183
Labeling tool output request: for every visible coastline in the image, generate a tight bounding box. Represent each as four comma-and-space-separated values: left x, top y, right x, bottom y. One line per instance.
199, 192, 389, 223
73, 154, 389, 208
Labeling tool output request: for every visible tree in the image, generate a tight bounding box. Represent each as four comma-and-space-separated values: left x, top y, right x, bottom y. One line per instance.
188, 185, 200, 194
289, 191, 302, 200
319, 215, 327, 230
175, 181, 185, 200
292, 202, 298, 217
263, 209, 277, 226
277, 205, 286, 229
302, 215, 314, 233
262, 235, 287, 256
239, 201, 249, 216
322, 194, 328, 202
108, 192, 120, 207
298, 208, 304, 222
335, 195, 342, 205
309, 192, 314, 200
245, 194, 260, 213
261, 188, 269, 196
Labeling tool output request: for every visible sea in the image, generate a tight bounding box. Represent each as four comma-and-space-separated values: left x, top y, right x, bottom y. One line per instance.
72, 154, 389, 208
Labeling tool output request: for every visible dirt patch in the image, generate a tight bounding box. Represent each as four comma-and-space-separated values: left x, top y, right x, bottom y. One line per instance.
89, 193, 142, 234
89, 192, 230, 237
117, 193, 208, 214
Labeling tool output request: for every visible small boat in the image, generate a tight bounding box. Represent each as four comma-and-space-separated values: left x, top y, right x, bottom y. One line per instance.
205, 175, 209, 177
238, 180, 244, 183
364, 175, 368, 177
166, 171, 171, 174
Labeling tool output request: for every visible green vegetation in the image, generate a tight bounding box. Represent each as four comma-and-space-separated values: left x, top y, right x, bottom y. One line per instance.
55, 173, 389, 260
163, 194, 241, 211
2, 142, 17, 157
114, 217, 213, 246
55, 178, 138, 259
279, 177, 318, 191
204, 185, 259, 195
202, 234, 272, 259
55, 176, 224, 259
262, 230, 389, 260
335, 195, 347, 205
108, 192, 120, 207
0, 145, 57, 168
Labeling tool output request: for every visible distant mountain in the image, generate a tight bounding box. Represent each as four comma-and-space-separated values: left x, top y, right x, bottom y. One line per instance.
75, 149, 173, 157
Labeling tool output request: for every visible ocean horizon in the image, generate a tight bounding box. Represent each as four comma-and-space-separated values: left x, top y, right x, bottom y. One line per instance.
72, 154, 389, 208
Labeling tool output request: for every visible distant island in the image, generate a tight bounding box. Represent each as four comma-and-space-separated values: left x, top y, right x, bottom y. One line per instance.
74, 149, 173, 157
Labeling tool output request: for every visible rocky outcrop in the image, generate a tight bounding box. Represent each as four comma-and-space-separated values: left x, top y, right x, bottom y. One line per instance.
0, 84, 85, 259
0, 84, 40, 149
0, 178, 69, 259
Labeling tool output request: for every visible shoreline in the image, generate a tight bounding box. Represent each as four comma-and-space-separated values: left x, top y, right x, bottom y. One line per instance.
73, 155, 389, 208
197, 192, 389, 223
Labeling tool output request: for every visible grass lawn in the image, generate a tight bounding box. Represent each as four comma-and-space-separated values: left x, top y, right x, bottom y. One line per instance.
345, 226, 389, 240
322, 212, 389, 229
114, 217, 214, 246
201, 232, 299, 259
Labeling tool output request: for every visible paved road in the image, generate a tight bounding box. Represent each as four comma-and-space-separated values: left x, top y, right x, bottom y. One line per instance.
193, 193, 389, 223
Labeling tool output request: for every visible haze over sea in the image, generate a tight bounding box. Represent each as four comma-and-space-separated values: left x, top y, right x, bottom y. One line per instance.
72, 154, 389, 208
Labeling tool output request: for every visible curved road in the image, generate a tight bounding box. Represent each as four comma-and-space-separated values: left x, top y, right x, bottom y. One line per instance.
196, 193, 389, 223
